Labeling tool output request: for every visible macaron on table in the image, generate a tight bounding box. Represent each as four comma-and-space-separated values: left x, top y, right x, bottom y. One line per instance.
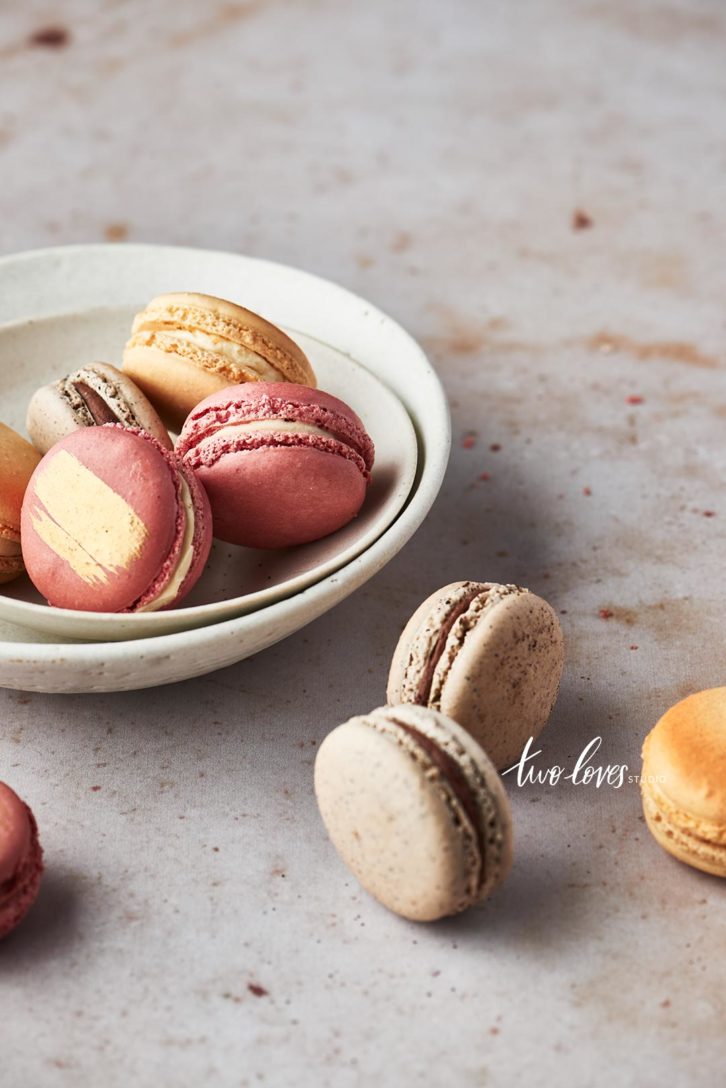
2, 4, 725, 1086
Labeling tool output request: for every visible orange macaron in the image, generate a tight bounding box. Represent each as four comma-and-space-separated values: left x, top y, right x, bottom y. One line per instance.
641, 688, 726, 878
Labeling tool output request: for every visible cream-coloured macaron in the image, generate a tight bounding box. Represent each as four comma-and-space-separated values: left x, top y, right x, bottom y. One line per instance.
314, 704, 513, 921
641, 688, 726, 878
387, 581, 564, 770
123, 292, 316, 431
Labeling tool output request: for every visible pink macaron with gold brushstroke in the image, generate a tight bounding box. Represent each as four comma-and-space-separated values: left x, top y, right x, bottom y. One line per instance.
21, 425, 212, 612
0, 782, 43, 939
177, 382, 375, 549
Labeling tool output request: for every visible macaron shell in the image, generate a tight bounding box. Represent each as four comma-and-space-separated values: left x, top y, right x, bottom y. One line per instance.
194, 444, 367, 548
0, 423, 42, 583
433, 590, 564, 770
642, 688, 726, 825
315, 717, 476, 922
641, 779, 726, 877
0, 783, 43, 939
123, 344, 243, 432
21, 427, 178, 612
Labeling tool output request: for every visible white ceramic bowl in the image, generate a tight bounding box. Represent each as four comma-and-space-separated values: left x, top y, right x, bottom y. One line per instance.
0, 244, 450, 692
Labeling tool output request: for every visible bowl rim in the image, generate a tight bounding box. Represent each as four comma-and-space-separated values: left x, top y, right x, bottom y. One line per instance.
0, 243, 450, 679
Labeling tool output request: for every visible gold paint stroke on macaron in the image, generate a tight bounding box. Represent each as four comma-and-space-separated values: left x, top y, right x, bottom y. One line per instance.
30, 450, 148, 585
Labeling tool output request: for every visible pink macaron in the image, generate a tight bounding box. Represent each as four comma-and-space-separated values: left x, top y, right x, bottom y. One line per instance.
177, 382, 375, 549
21, 425, 212, 612
0, 782, 43, 939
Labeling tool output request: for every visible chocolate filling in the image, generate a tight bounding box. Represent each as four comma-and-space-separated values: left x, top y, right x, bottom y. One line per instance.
72, 381, 125, 425
414, 585, 485, 705
391, 718, 486, 895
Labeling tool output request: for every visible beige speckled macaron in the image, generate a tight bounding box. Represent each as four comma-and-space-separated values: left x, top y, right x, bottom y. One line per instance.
314, 704, 513, 922
26, 362, 172, 454
387, 581, 564, 771
641, 688, 726, 878
123, 292, 316, 431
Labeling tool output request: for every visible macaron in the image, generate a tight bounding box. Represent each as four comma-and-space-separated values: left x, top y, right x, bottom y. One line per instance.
641, 688, 726, 878
314, 704, 513, 922
0, 782, 43, 939
123, 292, 316, 431
26, 362, 172, 454
177, 382, 375, 548
387, 581, 564, 770
21, 425, 212, 613
0, 422, 42, 584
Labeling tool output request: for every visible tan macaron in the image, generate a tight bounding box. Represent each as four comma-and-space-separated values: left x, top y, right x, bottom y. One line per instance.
387, 581, 564, 770
123, 292, 316, 431
641, 688, 726, 878
314, 704, 513, 922
0, 423, 42, 583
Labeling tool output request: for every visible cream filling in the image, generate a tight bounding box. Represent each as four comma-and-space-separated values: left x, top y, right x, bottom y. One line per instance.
140, 328, 284, 381
137, 477, 196, 612
203, 420, 334, 444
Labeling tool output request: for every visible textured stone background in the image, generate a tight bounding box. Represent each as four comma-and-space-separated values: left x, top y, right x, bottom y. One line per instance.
0, 2, 724, 1085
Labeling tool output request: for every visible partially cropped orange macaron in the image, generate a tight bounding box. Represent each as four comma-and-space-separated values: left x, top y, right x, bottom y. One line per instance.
0, 422, 42, 583
641, 688, 726, 878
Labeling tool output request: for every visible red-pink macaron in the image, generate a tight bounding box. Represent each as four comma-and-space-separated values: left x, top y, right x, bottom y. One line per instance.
0, 782, 43, 939
177, 383, 375, 549
21, 425, 212, 612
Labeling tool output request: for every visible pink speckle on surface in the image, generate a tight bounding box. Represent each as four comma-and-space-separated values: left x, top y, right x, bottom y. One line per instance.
599, 609, 614, 620
462, 433, 476, 449
583, 486, 592, 496
626, 395, 644, 405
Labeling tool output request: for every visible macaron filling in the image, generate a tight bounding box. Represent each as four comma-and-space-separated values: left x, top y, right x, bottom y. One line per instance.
400, 582, 487, 705
128, 328, 284, 384
58, 370, 143, 429
391, 717, 487, 901
135, 475, 196, 612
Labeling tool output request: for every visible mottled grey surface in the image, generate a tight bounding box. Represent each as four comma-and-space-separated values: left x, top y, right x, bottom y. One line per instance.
1, 1, 725, 1085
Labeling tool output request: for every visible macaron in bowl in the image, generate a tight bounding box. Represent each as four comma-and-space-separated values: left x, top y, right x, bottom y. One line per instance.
26, 362, 172, 454
0, 422, 42, 584
0, 781, 43, 939
315, 704, 513, 922
21, 425, 212, 613
123, 292, 316, 431
387, 581, 564, 770
177, 382, 375, 549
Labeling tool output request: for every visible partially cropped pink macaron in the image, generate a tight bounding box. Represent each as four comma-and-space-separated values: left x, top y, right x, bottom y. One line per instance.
177, 383, 375, 549
21, 425, 212, 612
0, 782, 43, 939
